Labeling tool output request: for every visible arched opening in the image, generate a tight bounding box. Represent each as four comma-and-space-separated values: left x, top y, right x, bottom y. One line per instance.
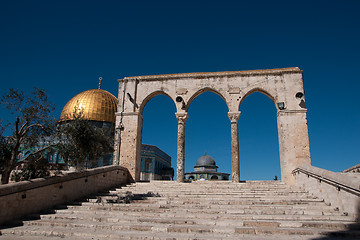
211, 175, 218, 180
189, 175, 195, 180
186, 87, 228, 112
239, 91, 280, 180
186, 91, 231, 179
141, 94, 177, 181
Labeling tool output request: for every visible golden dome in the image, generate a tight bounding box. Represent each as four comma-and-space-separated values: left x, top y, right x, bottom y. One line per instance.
60, 89, 118, 123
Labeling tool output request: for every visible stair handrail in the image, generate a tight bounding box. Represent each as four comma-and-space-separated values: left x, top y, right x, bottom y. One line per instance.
292, 164, 360, 197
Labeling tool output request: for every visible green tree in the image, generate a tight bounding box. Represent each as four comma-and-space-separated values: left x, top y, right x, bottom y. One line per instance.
57, 109, 114, 169
0, 125, 12, 183
0, 88, 55, 184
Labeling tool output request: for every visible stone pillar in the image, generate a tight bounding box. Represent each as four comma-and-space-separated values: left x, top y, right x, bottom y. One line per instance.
175, 112, 188, 183
115, 112, 143, 182
277, 109, 311, 185
228, 111, 241, 183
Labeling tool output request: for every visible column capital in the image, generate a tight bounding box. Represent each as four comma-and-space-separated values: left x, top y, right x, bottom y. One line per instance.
175, 112, 188, 124
228, 111, 241, 123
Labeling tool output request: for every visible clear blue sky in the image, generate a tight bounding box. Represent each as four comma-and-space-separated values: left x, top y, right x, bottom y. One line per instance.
1, 0, 359, 180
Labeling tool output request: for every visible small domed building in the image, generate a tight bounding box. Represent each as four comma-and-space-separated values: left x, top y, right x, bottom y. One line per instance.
184, 154, 229, 181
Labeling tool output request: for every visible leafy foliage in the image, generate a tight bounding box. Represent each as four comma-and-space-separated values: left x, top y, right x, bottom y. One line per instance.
11, 154, 50, 182
0, 88, 56, 184
57, 109, 114, 169
0, 134, 12, 177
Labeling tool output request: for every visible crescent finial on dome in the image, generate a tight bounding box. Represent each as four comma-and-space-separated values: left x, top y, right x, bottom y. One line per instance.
98, 77, 102, 89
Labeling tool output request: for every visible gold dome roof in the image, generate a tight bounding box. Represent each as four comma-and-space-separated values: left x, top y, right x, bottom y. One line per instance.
60, 89, 118, 123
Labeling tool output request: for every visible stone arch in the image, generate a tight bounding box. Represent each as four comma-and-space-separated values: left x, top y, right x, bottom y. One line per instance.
186, 87, 229, 112
139, 90, 176, 115
239, 87, 277, 110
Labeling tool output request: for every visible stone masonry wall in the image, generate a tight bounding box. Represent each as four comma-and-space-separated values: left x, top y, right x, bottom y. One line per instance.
293, 165, 360, 220
0, 165, 130, 225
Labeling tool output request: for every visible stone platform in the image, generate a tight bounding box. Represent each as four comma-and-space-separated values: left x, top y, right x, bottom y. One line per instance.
1, 181, 359, 239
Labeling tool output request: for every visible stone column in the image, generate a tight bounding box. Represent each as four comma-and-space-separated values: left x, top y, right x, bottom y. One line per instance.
228, 112, 241, 183
175, 112, 188, 183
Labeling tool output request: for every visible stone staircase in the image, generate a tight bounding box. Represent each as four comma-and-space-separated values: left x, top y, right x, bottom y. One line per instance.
1, 181, 359, 239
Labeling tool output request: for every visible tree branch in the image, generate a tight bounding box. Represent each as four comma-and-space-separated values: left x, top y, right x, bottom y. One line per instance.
18, 120, 29, 137
15, 118, 20, 138
21, 123, 44, 137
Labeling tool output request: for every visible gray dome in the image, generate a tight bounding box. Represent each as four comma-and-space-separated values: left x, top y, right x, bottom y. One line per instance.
196, 154, 216, 166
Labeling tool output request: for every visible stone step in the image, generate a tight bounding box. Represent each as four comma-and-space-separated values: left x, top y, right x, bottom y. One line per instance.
69, 199, 327, 209
3, 221, 359, 240
111, 192, 313, 198
99, 191, 320, 199
81, 200, 338, 212
120, 186, 303, 191
65, 203, 345, 217
113, 187, 310, 193
123, 183, 296, 188
123, 183, 296, 187
107, 196, 321, 204
39, 210, 354, 223
116, 189, 309, 194
115, 188, 311, 194
23, 218, 355, 231
46, 208, 353, 223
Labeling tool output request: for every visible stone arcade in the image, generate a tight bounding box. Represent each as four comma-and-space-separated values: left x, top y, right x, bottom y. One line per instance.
113, 67, 311, 184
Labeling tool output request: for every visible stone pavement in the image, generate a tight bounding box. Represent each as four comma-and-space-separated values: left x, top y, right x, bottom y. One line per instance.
1, 181, 359, 239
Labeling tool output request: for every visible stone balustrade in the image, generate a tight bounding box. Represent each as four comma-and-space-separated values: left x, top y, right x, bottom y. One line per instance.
293, 164, 360, 220
0, 165, 130, 225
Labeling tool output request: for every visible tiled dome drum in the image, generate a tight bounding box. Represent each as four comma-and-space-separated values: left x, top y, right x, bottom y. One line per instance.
60, 89, 118, 123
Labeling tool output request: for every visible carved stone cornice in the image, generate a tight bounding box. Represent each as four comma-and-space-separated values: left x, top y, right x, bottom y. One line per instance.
228, 112, 241, 123
124, 67, 302, 81
277, 109, 307, 117
175, 112, 188, 124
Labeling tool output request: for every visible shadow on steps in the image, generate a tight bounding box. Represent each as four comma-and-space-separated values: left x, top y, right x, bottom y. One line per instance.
311, 203, 360, 240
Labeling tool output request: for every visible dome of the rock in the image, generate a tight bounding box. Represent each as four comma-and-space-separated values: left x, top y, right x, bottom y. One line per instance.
60, 89, 117, 123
